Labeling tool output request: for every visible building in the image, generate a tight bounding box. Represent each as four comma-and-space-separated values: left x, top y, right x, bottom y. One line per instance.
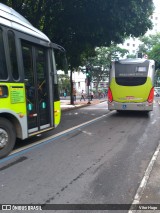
118, 0, 160, 56
72, 71, 86, 95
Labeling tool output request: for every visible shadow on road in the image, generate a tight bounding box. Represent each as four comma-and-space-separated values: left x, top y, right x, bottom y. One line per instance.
111, 110, 150, 118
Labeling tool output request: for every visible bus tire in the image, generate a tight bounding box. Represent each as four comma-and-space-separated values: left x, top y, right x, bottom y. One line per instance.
0, 118, 16, 159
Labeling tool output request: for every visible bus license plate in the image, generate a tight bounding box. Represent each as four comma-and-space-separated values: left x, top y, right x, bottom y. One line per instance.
122, 104, 127, 110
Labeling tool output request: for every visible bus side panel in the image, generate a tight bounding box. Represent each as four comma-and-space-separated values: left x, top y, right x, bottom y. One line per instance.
0, 83, 28, 139
54, 100, 61, 127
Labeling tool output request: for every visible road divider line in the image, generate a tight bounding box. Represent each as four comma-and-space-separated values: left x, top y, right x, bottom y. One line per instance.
151, 120, 157, 125
0, 111, 114, 164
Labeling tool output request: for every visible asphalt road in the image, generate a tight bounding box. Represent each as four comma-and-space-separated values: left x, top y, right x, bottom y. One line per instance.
0, 100, 160, 213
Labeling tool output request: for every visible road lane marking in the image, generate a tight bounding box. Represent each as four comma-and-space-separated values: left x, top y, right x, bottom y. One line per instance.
151, 120, 157, 125
0, 111, 114, 164
82, 130, 92, 136
128, 143, 160, 212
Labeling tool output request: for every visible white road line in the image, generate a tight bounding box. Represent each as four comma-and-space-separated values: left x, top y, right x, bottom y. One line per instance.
151, 120, 157, 125
12, 111, 114, 155
128, 143, 160, 213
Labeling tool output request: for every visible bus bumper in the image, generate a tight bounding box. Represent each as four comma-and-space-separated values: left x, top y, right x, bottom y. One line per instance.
108, 101, 153, 111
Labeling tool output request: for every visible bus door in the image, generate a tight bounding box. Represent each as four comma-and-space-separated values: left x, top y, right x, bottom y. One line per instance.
21, 41, 51, 134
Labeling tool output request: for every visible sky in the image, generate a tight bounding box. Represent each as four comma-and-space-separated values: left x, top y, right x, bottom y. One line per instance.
153, 0, 160, 13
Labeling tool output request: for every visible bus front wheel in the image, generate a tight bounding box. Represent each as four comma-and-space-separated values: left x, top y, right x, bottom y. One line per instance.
0, 118, 16, 159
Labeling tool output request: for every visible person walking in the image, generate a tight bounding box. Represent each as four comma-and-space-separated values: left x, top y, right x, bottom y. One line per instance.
80, 90, 85, 101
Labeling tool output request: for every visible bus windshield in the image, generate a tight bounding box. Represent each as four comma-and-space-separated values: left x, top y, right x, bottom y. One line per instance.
115, 62, 149, 77
115, 61, 149, 86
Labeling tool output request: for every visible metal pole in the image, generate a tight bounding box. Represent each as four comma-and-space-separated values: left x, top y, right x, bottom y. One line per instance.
87, 85, 91, 104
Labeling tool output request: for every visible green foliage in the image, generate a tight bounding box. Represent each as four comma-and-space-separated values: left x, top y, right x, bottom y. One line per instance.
0, 0, 46, 29
148, 44, 160, 70
58, 74, 70, 95
82, 44, 128, 94
148, 44, 160, 62
127, 54, 136, 58
2, 0, 154, 69
139, 33, 160, 70
139, 33, 160, 85
139, 33, 160, 53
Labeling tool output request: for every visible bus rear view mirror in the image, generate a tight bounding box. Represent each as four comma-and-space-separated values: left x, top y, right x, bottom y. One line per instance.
51, 42, 68, 74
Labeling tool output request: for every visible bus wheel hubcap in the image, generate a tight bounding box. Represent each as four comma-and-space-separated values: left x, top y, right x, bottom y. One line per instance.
0, 129, 8, 149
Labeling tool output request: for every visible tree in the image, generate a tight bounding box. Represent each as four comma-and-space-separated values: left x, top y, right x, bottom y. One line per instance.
138, 33, 160, 85
81, 45, 128, 94
139, 33, 160, 54
2, 0, 154, 68
2, 0, 154, 103
138, 33, 160, 69
148, 44, 160, 72
127, 54, 136, 58
58, 74, 70, 96
44, 0, 154, 68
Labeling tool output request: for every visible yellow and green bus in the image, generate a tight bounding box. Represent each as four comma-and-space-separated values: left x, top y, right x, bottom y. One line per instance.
108, 58, 155, 112
0, 3, 66, 158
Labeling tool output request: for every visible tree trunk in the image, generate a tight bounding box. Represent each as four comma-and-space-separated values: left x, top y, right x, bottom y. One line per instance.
70, 69, 74, 105
95, 82, 99, 97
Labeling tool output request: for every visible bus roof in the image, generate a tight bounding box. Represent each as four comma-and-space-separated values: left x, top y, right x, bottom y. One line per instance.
0, 3, 50, 43
115, 58, 154, 65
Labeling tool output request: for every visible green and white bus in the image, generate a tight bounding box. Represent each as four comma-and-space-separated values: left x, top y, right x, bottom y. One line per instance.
108, 58, 155, 112
0, 3, 66, 158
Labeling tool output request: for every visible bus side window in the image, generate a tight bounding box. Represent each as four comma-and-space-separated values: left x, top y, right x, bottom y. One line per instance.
0, 28, 8, 80
8, 31, 19, 81
52, 50, 59, 101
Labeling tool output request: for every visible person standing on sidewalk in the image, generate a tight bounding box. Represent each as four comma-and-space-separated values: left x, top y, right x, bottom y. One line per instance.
73, 88, 76, 102
90, 91, 94, 101
80, 90, 85, 101
64, 91, 67, 98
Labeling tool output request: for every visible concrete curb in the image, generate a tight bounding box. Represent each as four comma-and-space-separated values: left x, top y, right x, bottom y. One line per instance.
61, 99, 107, 112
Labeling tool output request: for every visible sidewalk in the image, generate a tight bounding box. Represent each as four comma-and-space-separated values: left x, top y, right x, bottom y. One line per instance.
60, 98, 160, 211
132, 144, 160, 212
60, 97, 107, 111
